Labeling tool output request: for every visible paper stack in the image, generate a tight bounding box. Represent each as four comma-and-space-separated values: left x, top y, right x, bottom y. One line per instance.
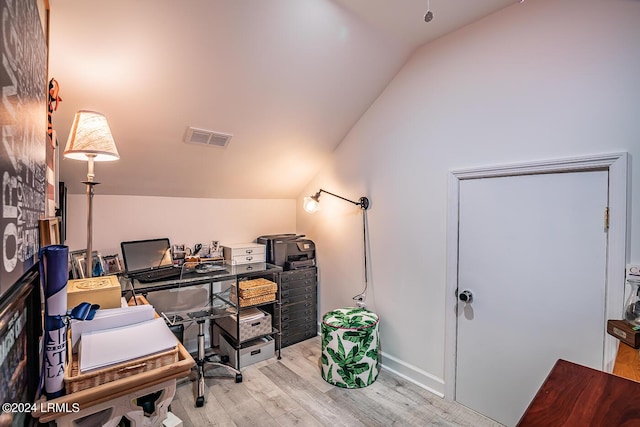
79, 317, 177, 373
70, 304, 156, 352
235, 307, 266, 322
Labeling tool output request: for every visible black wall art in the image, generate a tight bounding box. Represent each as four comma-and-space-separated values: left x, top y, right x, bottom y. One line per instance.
0, 0, 47, 299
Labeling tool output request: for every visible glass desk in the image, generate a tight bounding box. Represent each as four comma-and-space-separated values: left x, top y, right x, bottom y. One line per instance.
124, 261, 283, 407
127, 261, 282, 294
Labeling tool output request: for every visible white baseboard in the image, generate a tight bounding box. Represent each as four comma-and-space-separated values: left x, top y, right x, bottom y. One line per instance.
379, 350, 445, 397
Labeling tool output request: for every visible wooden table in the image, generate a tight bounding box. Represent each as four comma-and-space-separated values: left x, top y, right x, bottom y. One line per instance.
32, 296, 195, 425
517, 358, 640, 426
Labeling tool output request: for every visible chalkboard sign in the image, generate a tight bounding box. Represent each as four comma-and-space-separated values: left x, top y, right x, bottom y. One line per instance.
0, 0, 47, 299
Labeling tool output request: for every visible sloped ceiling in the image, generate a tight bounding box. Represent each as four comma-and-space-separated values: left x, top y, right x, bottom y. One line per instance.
48, 0, 516, 198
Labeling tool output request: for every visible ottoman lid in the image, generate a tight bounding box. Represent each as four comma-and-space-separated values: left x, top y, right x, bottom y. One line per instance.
323, 307, 379, 330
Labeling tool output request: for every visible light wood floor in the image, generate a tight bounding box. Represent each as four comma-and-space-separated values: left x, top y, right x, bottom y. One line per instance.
168, 336, 503, 427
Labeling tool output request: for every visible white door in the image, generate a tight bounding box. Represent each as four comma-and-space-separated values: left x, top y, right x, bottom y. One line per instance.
455, 170, 608, 427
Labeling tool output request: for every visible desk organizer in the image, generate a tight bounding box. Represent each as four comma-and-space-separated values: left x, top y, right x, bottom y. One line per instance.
64, 331, 178, 393
222, 243, 266, 265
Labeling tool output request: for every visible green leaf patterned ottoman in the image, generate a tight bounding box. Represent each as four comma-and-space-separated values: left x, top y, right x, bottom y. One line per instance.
321, 307, 380, 388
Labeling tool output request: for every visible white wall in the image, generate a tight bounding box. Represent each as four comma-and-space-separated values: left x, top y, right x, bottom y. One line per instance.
297, 0, 640, 396
65, 195, 296, 257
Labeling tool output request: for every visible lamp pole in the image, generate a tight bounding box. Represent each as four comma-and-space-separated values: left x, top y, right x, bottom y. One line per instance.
82, 155, 98, 278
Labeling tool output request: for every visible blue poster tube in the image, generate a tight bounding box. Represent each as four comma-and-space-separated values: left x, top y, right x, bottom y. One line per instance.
39, 245, 69, 398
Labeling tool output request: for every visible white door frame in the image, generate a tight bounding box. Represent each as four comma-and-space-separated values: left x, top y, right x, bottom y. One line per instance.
444, 152, 630, 400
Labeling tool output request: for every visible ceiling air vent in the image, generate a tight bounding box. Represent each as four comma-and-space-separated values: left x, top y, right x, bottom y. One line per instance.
184, 127, 232, 148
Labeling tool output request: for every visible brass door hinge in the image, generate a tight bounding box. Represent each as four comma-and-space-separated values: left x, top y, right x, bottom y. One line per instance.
604, 207, 610, 230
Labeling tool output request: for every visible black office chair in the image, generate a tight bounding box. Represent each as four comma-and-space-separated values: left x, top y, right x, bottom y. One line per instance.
187, 308, 242, 407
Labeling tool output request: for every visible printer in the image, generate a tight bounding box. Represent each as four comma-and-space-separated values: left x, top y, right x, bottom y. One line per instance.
256, 234, 315, 271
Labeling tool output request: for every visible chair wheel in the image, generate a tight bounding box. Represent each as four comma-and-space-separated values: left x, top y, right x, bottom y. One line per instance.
235, 373, 243, 383
196, 396, 204, 407
221, 355, 229, 363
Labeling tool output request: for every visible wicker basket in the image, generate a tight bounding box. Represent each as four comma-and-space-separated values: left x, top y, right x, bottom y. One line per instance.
237, 278, 277, 298
230, 291, 276, 307
64, 343, 178, 394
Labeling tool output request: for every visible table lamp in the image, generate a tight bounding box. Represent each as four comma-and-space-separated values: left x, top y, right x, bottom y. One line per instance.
63, 110, 119, 277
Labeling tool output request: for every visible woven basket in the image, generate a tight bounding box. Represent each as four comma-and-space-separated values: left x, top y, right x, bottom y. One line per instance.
230, 291, 276, 308
64, 345, 178, 393
237, 278, 277, 298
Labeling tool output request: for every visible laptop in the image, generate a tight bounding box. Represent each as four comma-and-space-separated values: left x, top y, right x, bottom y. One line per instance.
121, 238, 182, 283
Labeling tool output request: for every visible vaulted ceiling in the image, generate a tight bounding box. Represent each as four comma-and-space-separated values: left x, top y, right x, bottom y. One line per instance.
48, 0, 517, 198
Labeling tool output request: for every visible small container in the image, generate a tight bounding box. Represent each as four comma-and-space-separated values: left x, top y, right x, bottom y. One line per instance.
624, 280, 640, 325
218, 334, 274, 369
216, 307, 272, 342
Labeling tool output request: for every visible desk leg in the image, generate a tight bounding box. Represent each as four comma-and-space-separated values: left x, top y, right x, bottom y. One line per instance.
124, 381, 176, 427
52, 379, 177, 427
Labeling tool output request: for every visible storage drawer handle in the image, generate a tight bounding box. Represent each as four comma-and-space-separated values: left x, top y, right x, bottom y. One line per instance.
245, 256, 253, 261
246, 249, 253, 254
118, 362, 146, 372
250, 349, 261, 356
251, 321, 261, 327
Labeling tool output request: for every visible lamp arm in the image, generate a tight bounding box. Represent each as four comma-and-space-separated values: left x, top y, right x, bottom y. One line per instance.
318, 189, 369, 210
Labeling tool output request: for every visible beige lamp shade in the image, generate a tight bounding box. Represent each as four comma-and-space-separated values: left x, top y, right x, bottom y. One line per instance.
63, 110, 120, 161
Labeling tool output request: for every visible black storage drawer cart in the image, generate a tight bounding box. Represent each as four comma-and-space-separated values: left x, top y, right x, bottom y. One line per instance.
277, 266, 317, 348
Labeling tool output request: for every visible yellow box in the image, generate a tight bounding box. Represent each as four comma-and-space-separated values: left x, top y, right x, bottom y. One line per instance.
67, 275, 122, 310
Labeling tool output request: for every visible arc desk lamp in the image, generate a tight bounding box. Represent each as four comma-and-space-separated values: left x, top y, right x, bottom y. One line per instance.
304, 189, 370, 307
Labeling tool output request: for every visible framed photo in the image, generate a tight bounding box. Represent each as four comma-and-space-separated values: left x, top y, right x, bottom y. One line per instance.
70, 250, 105, 279
210, 240, 223, 259
103, 254, 124, 275
172, 244, 189, 260
38, 217, 60, 247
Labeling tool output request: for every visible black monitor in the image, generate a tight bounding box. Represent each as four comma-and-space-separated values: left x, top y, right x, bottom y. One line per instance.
120, 238, 173, 274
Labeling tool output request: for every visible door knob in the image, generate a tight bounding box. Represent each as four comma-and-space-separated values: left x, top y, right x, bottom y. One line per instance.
459, 290, 473, 303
